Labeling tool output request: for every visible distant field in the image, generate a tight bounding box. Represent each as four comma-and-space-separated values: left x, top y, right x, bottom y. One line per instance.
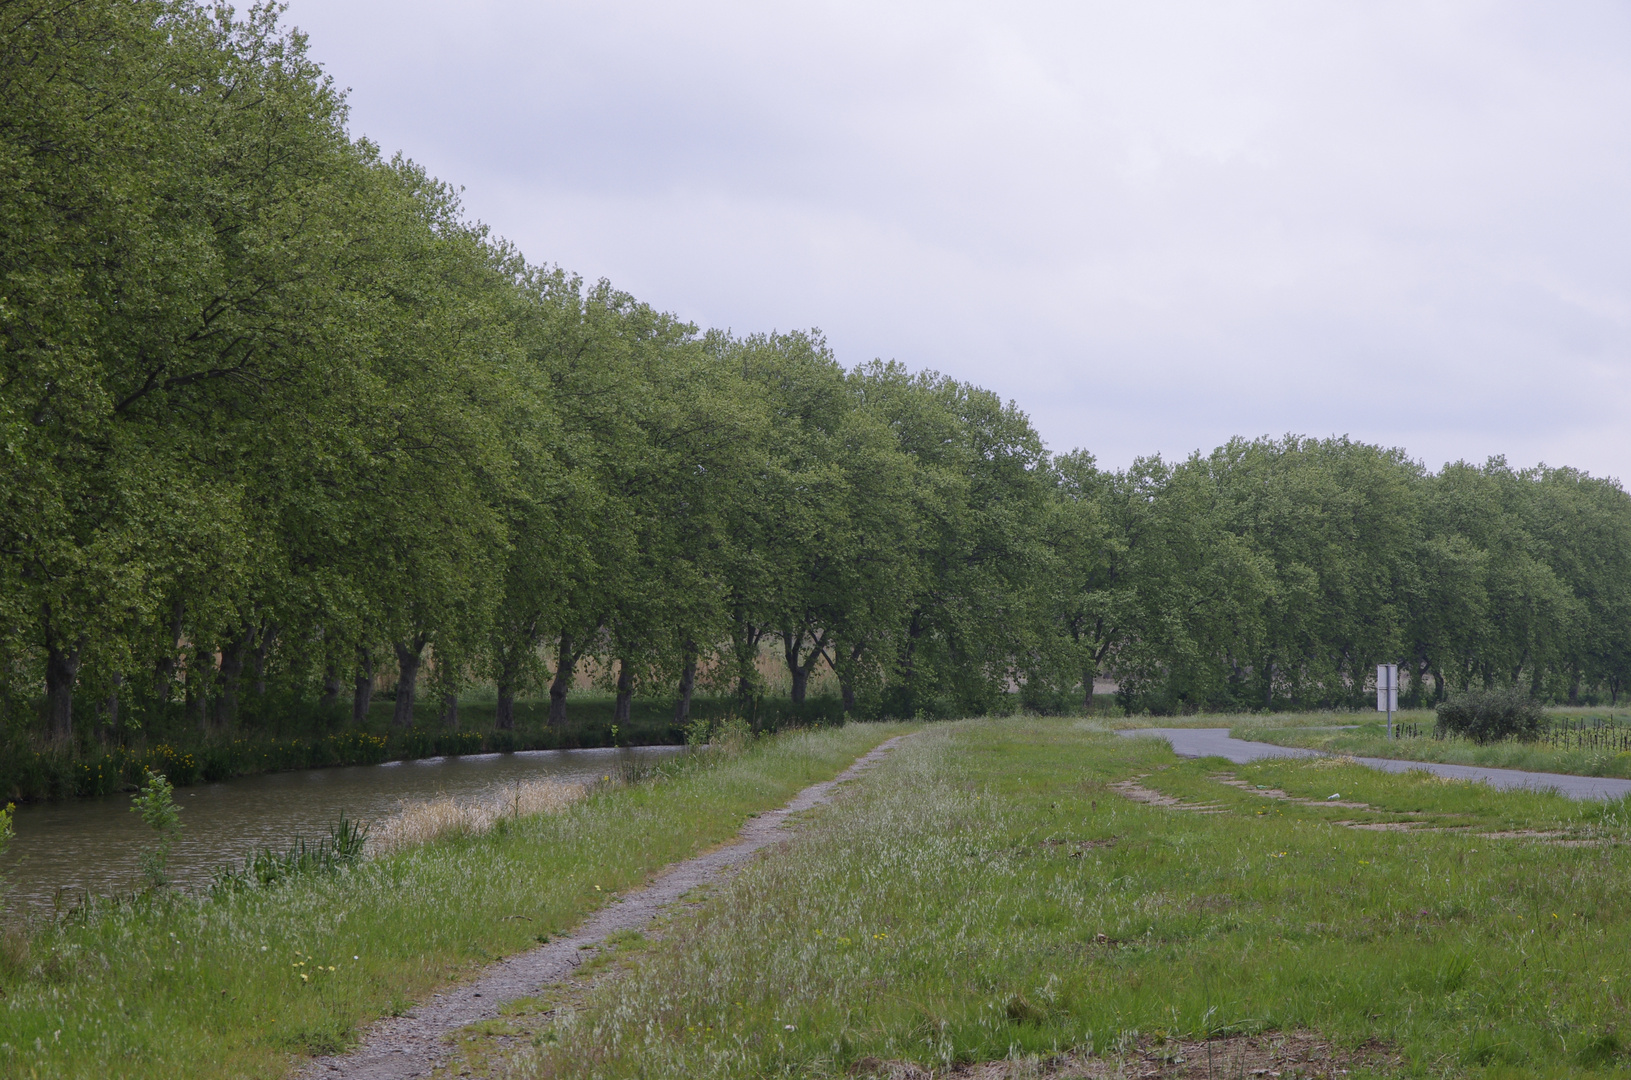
479, 717, 1631, 1079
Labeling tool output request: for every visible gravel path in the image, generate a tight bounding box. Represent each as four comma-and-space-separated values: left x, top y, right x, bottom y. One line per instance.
296, 736, 912, 1079
1122, 727, 1631, 800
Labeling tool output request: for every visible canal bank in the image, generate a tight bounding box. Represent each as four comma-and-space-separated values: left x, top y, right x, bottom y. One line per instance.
0, 723, 907, 1080
1, 745, 685, 910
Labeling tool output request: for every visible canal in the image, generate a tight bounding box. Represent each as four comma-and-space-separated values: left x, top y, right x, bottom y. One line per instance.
0, 745, 683, 912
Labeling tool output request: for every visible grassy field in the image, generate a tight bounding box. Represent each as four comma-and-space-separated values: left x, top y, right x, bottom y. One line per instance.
0, 723, 905, 1079
1237, 709, 1631, 779
470, 717, 1631, 1079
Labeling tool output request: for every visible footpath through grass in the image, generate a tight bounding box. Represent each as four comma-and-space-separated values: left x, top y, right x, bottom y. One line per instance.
1237, 709, 1631, 780
487, 717, 1631, 1079
0, 723, 904, 1079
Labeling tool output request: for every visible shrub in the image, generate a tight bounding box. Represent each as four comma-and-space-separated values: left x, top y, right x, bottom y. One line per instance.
130, 769, 183, 888
1435, 686, 1545, 743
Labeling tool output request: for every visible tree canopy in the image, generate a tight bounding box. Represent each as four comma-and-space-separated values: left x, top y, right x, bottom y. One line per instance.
4, 0, 1630, 749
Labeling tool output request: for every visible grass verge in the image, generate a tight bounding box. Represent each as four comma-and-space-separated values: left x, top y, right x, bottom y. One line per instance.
1238, 710, 1631, 779
0, 722, 906, 1079
483, 717, 1631, 1079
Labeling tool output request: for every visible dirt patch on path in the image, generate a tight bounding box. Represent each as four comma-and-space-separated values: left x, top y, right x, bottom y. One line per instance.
1111, 778, 1228, 814
1213, 775, 1374, 810
295, 735, 914, 1080
850, 1030, 1398, 1078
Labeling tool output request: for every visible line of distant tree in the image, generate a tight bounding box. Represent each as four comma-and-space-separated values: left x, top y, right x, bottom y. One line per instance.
4, 1, 1629, 747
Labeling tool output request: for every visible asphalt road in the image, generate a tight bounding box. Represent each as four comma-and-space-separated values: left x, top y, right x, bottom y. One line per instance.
1120, 727, 1631, 801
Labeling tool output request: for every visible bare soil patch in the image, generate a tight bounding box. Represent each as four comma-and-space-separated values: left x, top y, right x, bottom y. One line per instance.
1111, 779, 1228, 814
1212, 776, 1372, 810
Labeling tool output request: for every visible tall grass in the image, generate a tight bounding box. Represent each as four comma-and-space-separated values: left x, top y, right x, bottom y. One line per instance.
0, 723, 906, 1079
369, 780, 587, 853
500, 717, 1631, 1079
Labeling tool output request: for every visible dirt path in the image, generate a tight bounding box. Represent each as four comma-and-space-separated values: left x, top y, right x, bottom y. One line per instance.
295, 735, 912, 1080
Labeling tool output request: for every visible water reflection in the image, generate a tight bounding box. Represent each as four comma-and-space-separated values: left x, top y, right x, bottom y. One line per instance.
1, 746, 682, 912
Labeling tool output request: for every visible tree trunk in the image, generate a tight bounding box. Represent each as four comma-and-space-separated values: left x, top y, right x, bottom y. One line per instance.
441, 692, 459, 730
155, 598, 184, 695
614, 657, 633, 724
496, 680, 516, 730
321, 663, 343, 710
1082, 666, 1097, 711
253, 623, 275, 697
901, 614, 922, 692
783, 632, 806, 705
217, 626, 253, 730
189, 647, 212, 733
732, 618, 763, 703
782, 630, 825, 706
393, 637, 427, 728
674, 643, 697, 723
353, 648, 376, 726
548, 636, 575, 726
102, 673, 123, 744
44, 638, 81, 743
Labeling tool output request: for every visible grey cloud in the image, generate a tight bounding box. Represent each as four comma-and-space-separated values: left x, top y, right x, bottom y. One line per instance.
286, 0, 1631, 480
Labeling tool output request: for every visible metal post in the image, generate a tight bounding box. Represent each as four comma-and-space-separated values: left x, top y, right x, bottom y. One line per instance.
1378, 663, 1397, 739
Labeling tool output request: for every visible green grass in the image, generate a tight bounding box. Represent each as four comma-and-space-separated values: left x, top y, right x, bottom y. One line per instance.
1237, 710, 1631, 779
0, 723, 906, 1079
487, 717, 1631, 1079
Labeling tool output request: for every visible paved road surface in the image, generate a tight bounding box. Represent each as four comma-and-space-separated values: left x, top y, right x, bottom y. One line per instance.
1121, 728, 1631, 801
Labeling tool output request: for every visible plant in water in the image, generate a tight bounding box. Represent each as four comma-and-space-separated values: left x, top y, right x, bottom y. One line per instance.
130, 770, 182, 889
211, 816, 368, 893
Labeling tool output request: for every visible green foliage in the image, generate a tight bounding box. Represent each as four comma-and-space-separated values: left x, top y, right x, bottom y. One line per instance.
1435, 685, 1546, 743
3, 0, 1630, 800
130, 769, 182, 888
209, 817, 368, 894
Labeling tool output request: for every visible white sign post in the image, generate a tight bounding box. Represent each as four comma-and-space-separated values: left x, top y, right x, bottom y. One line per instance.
1377, 663, 1398, 738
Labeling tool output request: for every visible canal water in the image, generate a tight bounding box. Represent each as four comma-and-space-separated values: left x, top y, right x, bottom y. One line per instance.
0, 746, 683, 913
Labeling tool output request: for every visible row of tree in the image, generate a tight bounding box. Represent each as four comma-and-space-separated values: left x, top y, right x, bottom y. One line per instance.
4, 1, 1629, 747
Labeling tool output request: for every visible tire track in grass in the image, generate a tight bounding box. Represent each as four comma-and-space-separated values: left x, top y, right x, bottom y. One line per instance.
296, 735, 914, 1080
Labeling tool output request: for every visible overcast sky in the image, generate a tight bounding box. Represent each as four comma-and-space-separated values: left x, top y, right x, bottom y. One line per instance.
282, 0, 1631, 481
